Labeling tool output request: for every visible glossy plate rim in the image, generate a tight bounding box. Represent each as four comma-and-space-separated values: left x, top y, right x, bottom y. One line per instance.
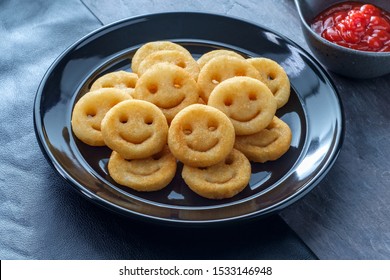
34, 12, 344, 225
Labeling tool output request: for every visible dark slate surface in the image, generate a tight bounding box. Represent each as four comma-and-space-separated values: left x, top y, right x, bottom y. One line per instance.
81, 0, 390, 259
0, 0, 317, 260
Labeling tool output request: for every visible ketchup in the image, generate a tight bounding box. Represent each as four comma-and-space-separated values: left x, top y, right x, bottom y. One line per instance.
311, 2, 390, 52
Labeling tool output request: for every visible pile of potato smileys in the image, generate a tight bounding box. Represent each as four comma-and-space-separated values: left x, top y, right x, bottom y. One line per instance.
71, 41, 292, 200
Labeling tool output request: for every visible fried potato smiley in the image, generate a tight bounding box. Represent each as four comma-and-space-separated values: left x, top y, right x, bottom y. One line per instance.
133, 63, 199, 123
108, 146, 177, 192
71, 88, 131, 146
234, 116, 292, 163
182, 149, 251, 199
208, 76, 277, 135
168, 104, 235, 167
101, 100, 168, 159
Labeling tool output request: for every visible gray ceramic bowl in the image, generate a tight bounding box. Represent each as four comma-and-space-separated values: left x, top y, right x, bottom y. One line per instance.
295, 0, 390, 79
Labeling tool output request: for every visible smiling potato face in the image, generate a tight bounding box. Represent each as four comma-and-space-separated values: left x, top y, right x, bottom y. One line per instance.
108, 146, 177, 191
208, 76, 277, 135
133, 63, 199, 123
101, 99, 168, 159
168, 104, 235, 167
182, 149, 251, 199
234, 116, 292, 163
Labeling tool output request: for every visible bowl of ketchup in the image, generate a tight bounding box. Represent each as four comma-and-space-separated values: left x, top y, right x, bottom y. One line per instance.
295, 0, 390, 78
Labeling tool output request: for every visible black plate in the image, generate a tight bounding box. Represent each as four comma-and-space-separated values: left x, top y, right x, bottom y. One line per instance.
34, 12, 344, 225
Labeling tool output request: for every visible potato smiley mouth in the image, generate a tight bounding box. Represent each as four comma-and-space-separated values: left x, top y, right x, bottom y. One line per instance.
158, 95, 186, 110
125, 163, 161, 176
205, 173, 235, 184
230, 110, 260, 122
187, 138, 219, 152
119, 132, 152, 145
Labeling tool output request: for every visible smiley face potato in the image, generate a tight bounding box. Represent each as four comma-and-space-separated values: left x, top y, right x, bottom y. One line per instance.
208, 76, 277, 135
168, 104, 235, 168
182, 149, 251, 199
108, 146, 177, 192
101, 99, 168, 159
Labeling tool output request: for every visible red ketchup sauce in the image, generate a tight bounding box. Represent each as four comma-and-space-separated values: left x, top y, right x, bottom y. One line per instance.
311, 2, 390, 52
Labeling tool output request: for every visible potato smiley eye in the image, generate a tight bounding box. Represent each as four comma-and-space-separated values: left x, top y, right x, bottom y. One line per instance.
152, 152, 163, 160
176, 61, 186, 68
144, 117, 154, 125
85, 106, 97, 118
144, 115, 154, 125
224, 97, 233, 106
248, 92, 257, 101
173, 77, 183, 89
147, 83, 158, 94
225, 157, 234, 165
268, 73, 276, 80
87, 111, 96, 118
208, 119, 219, 131
119, 115, 128, 124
